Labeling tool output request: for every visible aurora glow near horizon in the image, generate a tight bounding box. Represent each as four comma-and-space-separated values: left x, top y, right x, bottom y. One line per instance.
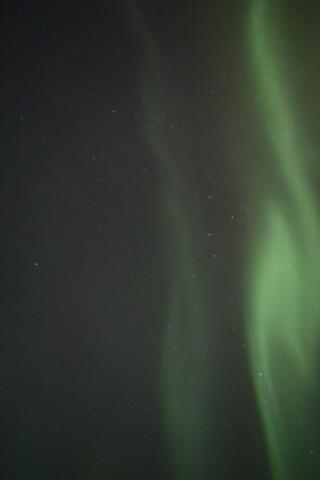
247, 1, 320, 479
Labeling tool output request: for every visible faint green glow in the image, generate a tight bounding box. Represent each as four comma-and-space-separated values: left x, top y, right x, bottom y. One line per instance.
247, 1, 320, 479
160, 191, 212, 480
130, 4, 212, 478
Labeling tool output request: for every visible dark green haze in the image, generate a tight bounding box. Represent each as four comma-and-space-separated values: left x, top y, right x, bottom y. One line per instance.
131, 4, 214, 479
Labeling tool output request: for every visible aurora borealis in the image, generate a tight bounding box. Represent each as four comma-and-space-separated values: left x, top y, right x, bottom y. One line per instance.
247, 1, 320, 478
1, 1, 320, 479
132, 6, 214, 478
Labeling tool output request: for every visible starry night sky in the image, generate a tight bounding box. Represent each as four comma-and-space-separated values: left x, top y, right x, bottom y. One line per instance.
1, 1, 320, 479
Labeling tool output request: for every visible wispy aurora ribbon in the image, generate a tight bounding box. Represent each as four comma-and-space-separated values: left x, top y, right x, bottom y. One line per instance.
247, 1, 320, 479
130, 5, 213, 479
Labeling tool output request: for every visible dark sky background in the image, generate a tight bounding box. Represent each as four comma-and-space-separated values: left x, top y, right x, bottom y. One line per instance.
0, 1, 318, 479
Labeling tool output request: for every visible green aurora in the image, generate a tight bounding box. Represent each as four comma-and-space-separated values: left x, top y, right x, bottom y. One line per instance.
247, 1, 320, 478
131, 5, 213, 478
132, 1, 320, 478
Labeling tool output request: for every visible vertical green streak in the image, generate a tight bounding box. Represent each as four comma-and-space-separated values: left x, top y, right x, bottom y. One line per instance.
130, 5, 212, 478
160, 168, 211, 480
247, 1, 320, 478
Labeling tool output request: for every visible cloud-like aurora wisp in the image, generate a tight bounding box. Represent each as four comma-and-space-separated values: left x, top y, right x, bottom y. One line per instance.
129, 4, 214, 478
246, 1, 320, 478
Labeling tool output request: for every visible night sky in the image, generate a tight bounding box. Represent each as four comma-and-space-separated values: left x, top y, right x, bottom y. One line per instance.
1, 1, 320, 479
